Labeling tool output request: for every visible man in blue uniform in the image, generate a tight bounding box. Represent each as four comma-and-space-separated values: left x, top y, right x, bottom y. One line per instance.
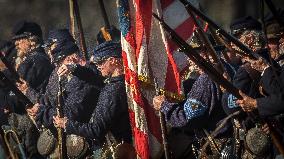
12, 21, 53, 104
53, 41, 133, 158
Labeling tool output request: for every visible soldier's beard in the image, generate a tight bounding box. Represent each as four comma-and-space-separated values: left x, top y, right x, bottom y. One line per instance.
17, 49, 26, 58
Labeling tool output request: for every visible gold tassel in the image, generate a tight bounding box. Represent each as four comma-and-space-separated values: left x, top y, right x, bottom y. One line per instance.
101, 27, 112, 41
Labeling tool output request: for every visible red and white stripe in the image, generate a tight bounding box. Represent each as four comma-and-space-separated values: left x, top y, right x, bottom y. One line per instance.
118, 0, 198, 158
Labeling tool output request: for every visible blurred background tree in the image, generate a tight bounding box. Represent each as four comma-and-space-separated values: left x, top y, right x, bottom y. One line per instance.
0, 0, 283, 51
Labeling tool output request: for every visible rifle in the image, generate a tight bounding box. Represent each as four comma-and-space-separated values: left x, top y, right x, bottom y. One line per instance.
179, 0, 257, 60
153, 13, 242, 99
208, 26, 232, 63
184, 8, 224, 73
56, 77, 68, 159
153, 13, 284, 157
71, 0, 88, 60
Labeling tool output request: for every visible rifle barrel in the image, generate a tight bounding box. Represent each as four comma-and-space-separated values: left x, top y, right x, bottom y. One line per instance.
72, 0, 88, 60
179, 0, 256, 60
153, 13, 242, 99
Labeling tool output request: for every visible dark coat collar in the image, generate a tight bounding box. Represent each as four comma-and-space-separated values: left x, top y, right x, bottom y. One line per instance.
105, 75, 124, 84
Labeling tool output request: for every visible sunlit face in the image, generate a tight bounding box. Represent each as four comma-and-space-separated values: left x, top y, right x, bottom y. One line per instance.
96, 57, 117, 77
268, 38, 280, 59
15, 38, 31, 57
61, 53, 80, 66
250, 58, 267, 72
45, 43, 57, 62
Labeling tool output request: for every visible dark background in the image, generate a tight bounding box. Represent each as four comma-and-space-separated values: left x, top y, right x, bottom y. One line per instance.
0, 0, 284, 51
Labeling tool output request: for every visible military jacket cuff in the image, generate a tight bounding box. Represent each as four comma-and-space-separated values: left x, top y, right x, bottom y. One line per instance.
65, 119, 74, 134
160, 100, 175, 114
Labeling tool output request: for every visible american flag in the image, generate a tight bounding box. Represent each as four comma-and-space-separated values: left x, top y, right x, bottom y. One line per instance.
117, 0, 199, 158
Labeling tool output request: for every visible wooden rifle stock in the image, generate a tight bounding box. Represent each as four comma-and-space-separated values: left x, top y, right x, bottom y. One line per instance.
57, 78, 68, 159
153, 13, 242, 99
179, 0, 257, 60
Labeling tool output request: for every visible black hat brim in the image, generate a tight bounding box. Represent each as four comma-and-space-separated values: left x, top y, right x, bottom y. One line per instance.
11, 34, 29, 41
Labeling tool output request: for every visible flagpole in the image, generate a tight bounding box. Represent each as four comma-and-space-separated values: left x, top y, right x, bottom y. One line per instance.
154, 79, 170, 159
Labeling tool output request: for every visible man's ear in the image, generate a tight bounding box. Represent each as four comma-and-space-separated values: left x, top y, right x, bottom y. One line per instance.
109, 57, 117, 64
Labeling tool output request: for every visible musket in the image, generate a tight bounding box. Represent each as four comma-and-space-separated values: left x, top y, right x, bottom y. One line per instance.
57, 77, 68, 159
154, 13, 284, 156
179, 0, 257, 60
154, 78, 170, 159
72, 0, 88, 60
184, 8, 224, 73
208, 26, 232, 64
153, 13, 242, 99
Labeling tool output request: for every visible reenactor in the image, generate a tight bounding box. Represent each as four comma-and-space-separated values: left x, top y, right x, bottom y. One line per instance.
29, 29, 101, 158
53, 41, 135, 159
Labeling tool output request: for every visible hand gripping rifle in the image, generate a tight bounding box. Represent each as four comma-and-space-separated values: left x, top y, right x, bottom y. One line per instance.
154, 78, 170, 159
57, 77, 68, 159
153, 13, 284, 157
155, 12, 284, 156
179, 0, 257, 60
